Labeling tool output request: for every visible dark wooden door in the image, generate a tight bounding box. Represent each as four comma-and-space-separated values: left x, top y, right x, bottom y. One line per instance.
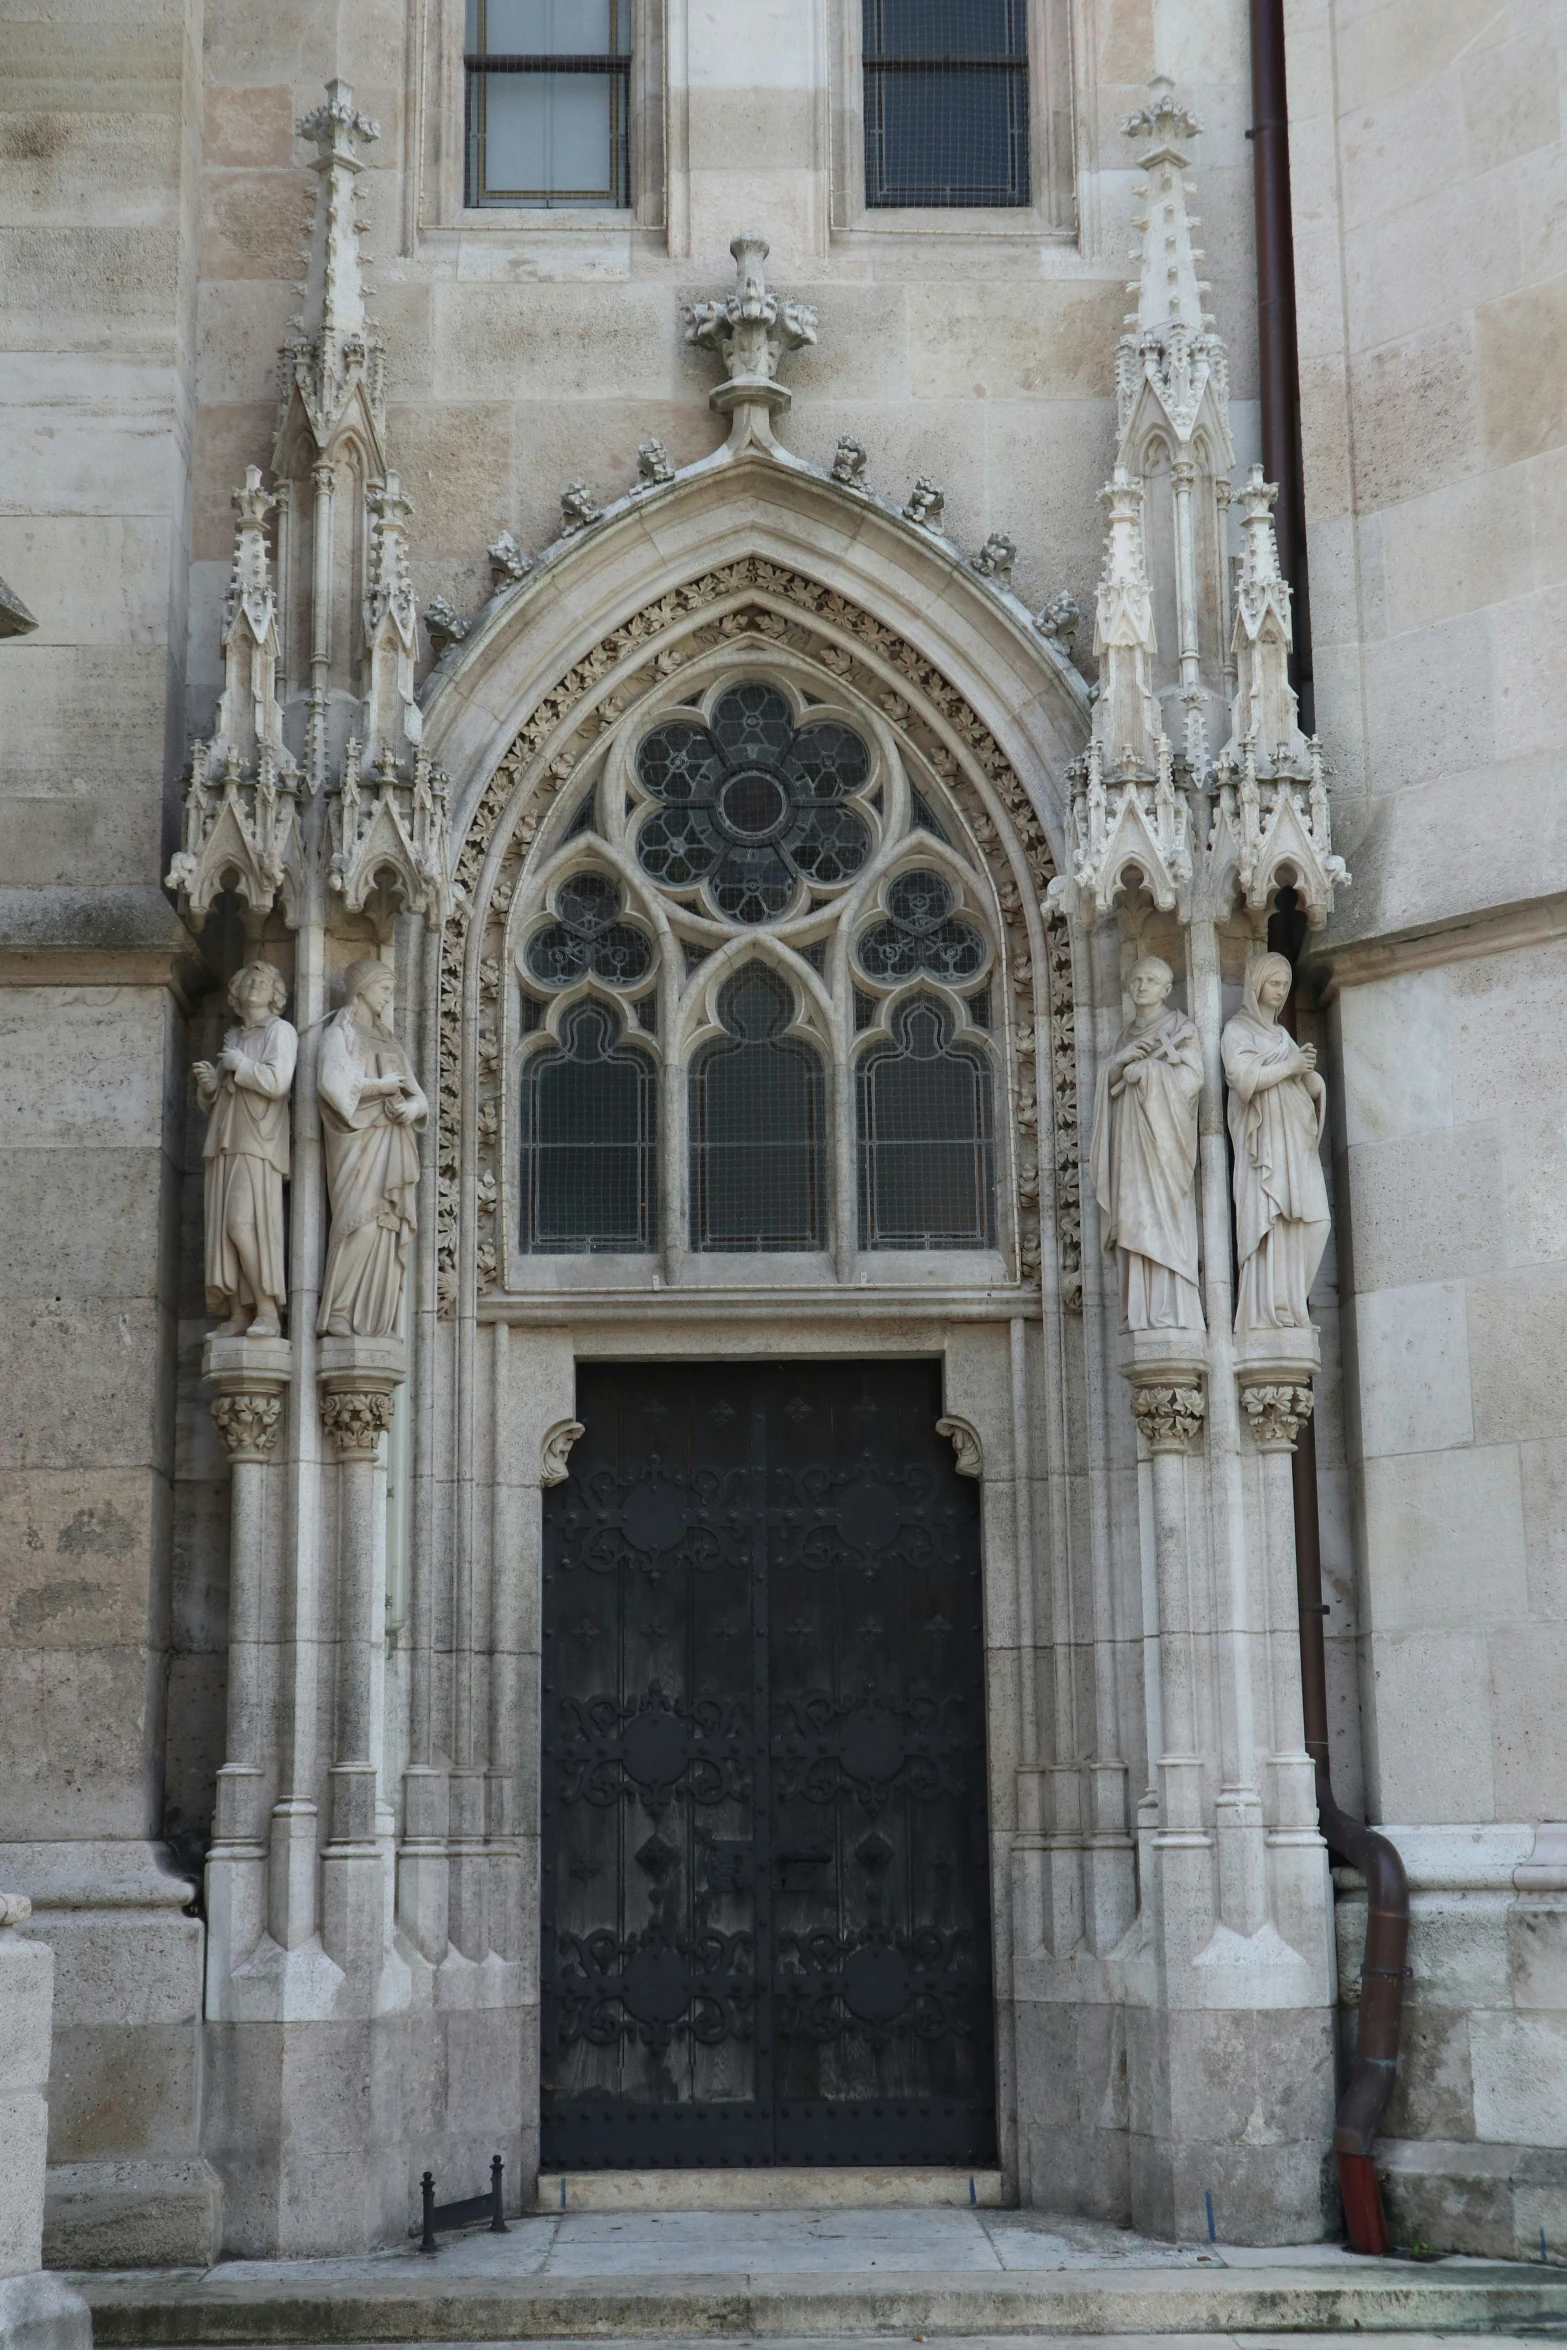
539, 1359, 995, 2170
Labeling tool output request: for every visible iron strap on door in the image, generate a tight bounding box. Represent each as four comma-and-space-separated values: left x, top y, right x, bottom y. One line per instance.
539, 1360, 996, 2169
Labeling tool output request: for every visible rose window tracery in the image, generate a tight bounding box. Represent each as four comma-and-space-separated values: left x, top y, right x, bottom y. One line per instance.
855, 872, 987, 983
634, 684, 873, 923
525, 873, 653, 990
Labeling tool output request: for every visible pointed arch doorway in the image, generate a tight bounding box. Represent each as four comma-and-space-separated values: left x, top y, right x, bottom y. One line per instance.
540, 1356, 996, 2170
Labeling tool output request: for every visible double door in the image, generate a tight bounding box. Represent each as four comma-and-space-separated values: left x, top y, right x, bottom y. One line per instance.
540, 1358, 995, 2169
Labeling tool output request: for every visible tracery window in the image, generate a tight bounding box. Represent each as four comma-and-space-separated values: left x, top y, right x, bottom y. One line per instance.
509, 673, 1009, 1279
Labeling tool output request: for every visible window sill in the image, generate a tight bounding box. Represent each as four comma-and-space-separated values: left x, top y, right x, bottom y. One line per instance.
837, 206, 1074, 241
457, 205, 639, 232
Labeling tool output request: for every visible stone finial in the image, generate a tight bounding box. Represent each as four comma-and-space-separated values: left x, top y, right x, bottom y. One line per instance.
902, 476, 946, 531
831, 436, 868, 489
559, 480, 602, 534
683, 232, 818, 436
635, 439, 675, 488
422, 596, 467, 660
969, 532, 1017, 587
488, 531, 532, 587
1123, 77, 1211, 349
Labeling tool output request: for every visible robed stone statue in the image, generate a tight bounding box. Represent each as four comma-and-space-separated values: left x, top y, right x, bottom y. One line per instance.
1089, 955, 1205, 1334
194, 961, 298, 1338
1222, 950, 1330, 1334
317, 958, 428, 1339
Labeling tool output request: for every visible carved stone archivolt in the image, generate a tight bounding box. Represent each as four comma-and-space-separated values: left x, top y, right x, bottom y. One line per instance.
435, 556, 1083, 1316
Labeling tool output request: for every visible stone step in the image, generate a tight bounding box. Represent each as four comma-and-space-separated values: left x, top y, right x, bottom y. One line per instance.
535, 2169, 1007, 2212
77, 2257, 1567, 2345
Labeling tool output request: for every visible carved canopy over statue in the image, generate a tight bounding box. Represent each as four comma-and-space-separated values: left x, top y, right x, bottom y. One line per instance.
317, 959, 428, 1339
1089, 956, 1204, 1335
1222, 950, 1330, 1335
194, 962, 297, 1337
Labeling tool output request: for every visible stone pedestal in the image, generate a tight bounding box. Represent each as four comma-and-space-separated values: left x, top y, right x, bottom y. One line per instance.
0, 1897, 90, 2350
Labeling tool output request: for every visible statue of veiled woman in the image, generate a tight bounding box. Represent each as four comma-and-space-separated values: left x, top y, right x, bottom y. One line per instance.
1089, 955, 1205, 1334
1222, 950, 1330, 1335
317, 959, 428, 1339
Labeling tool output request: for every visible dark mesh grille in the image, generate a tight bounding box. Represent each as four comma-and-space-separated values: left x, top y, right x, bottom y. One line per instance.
863, 0, 1030, 209
691, 968, 826, 1251
634, 685, 872, 924
858, 994, 995, 1249
856, 870, 987, 983
521, 1001, 657, 1252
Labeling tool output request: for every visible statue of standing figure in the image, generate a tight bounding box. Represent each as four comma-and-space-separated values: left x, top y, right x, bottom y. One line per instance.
1089, 955, 1205, 1334
1222, 950, 1330, 1334
194, 961, 298, 1338
317, 959, 428, 1339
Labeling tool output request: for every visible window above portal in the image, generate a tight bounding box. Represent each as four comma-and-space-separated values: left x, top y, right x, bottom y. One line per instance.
465, 0, 632, 210
504, 669, 1014, 1280
862, 0, 1030, 209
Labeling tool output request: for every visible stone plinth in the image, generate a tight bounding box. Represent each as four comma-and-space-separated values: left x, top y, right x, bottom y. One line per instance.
0, 1896, 90, 2350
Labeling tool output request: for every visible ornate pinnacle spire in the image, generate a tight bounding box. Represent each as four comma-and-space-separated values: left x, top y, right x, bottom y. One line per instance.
282, 80, 386, 455
682, 232, 818, 443
1124, 76, 1211, 350
1219, 464, 1312, 779
1091, 466, 1165, 778
224, 467, 278, 648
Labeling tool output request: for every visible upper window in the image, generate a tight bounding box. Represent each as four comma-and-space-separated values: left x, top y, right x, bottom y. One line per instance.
862, 0, 1030, 208
465, 0, 632, 210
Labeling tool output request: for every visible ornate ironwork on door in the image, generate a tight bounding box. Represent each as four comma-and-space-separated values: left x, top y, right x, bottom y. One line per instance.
541, 1360, 995, 2169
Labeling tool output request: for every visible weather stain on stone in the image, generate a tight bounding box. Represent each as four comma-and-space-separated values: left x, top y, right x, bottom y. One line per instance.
57, 1502, 138, 1559
9, 1577, 113, 1637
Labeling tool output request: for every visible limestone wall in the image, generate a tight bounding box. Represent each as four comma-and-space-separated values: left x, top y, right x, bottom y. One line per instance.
1290, 0, 1567, 2259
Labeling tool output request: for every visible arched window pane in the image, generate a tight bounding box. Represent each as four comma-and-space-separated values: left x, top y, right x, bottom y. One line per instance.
690, 968, 826, 1251
521, 1002, 656, 1252
858, 994, 995, 1249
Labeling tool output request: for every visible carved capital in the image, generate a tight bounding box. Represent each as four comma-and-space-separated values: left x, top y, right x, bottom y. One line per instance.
936, 1414, 983, 1479
540, 1418, 585, 1487
212, 1390, 284, 1460
320, 1388, 394, 1457
1240, 1381, 1315, 1452
1131, 1381, 1206, 1453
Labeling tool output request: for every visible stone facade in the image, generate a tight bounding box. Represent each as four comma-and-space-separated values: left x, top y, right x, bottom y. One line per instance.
0, 0, 1562, 2270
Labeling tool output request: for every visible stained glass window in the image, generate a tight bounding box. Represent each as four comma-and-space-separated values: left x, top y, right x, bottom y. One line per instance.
690, 968, 826, 1251
858, 993, 995, 1249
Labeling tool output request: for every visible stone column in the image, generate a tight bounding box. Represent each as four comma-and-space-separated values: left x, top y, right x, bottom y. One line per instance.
1128, 1357, 1214, 1968
203, 1332, 292, 1990
318, 1336, 402, 1987
1237, 1328, 1332, 1973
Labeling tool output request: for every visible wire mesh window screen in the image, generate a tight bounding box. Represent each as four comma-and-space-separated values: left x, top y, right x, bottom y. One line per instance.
858, 994, 995, 1249
690, 968, 827, 1252
863, 0, 1030, 208
521, 1002, 657, 1252
466, 0, 631, 209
